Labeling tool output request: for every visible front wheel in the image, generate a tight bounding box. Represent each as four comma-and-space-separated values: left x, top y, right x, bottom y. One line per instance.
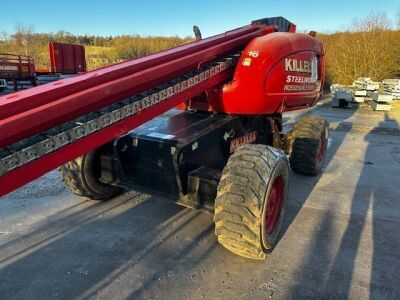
214, 144, 289, 260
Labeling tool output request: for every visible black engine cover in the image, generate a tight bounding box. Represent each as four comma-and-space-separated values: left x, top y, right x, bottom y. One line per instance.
99, 109, 274, 210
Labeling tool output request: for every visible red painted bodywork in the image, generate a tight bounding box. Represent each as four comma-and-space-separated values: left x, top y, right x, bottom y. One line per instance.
192, 33, 325, 113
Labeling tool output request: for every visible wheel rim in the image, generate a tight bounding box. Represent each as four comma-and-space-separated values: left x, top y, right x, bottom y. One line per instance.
265, 176, 284, 234
317, 127, 327, 163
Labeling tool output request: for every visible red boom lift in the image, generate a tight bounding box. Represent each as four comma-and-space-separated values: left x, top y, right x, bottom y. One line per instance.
0, 17, 328, 259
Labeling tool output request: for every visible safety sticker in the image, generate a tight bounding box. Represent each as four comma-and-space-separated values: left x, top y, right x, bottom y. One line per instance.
242, 57, 252, 67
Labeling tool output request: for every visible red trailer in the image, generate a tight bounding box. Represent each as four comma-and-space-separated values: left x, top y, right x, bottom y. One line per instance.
36, 42, 86, 74
0, 54, 37, 91
0, 43, 86, 92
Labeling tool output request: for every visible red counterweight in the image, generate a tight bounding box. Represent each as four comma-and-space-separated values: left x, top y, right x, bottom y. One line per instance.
187, 32, 325, 113
219, 32, 325, 113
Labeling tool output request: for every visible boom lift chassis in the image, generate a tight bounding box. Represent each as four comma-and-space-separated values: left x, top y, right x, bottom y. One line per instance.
0, 17, 328, 259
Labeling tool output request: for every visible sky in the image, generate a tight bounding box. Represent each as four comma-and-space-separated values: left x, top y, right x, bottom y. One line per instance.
1, 0, 399, 38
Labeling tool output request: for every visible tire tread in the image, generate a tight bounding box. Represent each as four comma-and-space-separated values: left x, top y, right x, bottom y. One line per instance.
214, 144, 285, 260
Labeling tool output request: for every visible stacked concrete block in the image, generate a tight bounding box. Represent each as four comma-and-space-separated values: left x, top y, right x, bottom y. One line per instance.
351, 78, 380, 104
353, 77, 380, 91
332, 78, 399, 111
369, 101, 391, 111
382, 78, 400, 91
353, 90, 367, 103
330, 85, 353, 108
367, 90, 393, 111
382, 79, 400, 100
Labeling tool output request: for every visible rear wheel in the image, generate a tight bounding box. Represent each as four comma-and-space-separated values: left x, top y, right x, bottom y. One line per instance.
214, 144, 289, 260
61, 150, 124, 200
288, 115, 328, 176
